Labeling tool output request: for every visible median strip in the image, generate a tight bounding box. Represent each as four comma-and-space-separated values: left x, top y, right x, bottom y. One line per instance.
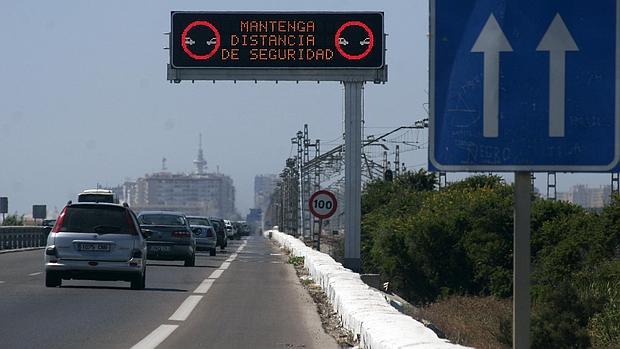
130, 324, 178, 349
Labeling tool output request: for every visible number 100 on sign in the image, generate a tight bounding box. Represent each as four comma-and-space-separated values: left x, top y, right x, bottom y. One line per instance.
308, 190, 338, 220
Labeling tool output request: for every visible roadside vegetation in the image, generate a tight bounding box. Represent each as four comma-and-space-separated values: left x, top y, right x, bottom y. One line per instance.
1, 214, 25, 226
361, 170, 620, 348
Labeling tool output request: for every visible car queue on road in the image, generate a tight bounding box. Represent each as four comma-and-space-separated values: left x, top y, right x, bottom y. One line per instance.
43, 189, 247, 290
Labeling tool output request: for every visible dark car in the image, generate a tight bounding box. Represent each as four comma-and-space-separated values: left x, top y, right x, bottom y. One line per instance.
208, 217, 228, 250
137, 211, 196, 267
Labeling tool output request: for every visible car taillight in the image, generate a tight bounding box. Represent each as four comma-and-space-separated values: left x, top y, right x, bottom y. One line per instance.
172, 231, 191, 238
51, 208, 67, 233
126, 212, 138, 235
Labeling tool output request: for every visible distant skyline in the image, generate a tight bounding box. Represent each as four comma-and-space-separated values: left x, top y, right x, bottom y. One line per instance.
0, 1, 614, 217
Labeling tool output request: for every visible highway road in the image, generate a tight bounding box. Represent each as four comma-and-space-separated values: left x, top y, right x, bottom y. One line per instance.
0, 236, 339, 349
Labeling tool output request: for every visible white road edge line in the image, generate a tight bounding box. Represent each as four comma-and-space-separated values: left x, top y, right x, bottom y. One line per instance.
209, 269, 224, 279
130, 324, 178, 349
194, 279, 214, 294
0, 281, 5, 284
28, 272, 42, 276
168, 295, 203, 321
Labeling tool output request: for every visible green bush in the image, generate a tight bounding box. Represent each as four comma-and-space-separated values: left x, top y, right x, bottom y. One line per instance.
361, 172, 620, 347
1, 214, 24, 226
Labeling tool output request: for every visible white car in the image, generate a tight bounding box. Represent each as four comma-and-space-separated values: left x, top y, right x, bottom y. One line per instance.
223, 219, 236, 240
44, 202, 148, 289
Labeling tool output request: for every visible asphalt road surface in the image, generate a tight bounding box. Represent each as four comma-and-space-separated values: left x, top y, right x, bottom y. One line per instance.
0, 236, 338, 349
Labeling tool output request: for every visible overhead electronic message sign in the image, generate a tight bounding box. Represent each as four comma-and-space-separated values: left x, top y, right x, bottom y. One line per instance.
170, 12, 384, 69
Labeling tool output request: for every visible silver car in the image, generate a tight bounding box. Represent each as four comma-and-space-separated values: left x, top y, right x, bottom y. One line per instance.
190, 225, 217, 256
44, 202, 148, 289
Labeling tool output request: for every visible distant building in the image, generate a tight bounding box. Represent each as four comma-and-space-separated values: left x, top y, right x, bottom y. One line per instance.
120, 136, 237, 217
557, 184, 612, 208
254, 174, 279, 212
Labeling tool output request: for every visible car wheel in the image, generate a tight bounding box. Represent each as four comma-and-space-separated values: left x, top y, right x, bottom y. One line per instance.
45, 271, 61, 287
210, 248, 216, 256
131, 270, 146, 290
184, 253, 196, 267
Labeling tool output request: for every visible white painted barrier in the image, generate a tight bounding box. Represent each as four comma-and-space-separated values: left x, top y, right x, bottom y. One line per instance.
265, 229, 470, 349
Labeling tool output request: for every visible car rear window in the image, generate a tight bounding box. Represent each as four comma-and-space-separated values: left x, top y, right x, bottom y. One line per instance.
78, 194, 114, 203
139, 214, 186, 226
188, 218, 210, 226
59, 206, 133, 234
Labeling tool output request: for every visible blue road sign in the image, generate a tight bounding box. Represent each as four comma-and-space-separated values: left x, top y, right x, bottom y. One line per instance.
430, 0, 620, 172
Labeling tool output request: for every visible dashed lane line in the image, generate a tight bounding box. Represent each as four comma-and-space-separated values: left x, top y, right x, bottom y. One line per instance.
28, 272, 42, 276
219, 262, 231, 270
193, 279, 214, 294
130, 324, 178, 349
168, 295, 203, 321
208, 269, 224, 279
131, 238, 248, 348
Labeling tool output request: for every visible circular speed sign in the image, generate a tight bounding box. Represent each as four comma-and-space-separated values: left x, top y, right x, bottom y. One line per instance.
308, 190, 338, 220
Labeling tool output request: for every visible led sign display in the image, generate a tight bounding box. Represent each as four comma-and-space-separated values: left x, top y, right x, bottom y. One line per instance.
171, 12, 384, 69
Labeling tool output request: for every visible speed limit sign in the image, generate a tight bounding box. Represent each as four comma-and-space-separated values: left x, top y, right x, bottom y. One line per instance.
308, 190, 338, 219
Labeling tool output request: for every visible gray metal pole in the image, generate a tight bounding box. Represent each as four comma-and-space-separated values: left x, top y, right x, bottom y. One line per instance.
343, 81, 363, 272
513, 171, 531, 349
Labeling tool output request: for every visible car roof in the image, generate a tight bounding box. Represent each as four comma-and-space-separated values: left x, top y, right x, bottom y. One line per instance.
138, 211, 186, 216
79, 189, 113, 194
68, 202, 125, 208
187, 216, 209, 219
189, 224, 213, 228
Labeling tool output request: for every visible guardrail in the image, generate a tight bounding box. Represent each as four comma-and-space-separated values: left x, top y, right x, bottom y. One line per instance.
0, 227, 48, 250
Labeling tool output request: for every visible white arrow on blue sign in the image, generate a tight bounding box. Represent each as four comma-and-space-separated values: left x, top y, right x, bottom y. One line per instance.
429, 0, 620, 172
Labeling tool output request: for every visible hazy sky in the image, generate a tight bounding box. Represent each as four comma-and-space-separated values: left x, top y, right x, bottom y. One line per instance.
0, 1, 612, 217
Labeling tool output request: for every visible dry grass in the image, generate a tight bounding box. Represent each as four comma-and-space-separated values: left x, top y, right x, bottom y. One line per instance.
411, 296, 512, 349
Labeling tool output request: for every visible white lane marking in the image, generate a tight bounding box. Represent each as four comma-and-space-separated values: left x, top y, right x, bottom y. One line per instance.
130, 324, 178, 349
0, 281, 5, 284
28, 272, 42, 276
209, 269, 224, 279
194, 279, 214, 294
236, 243, 247, 252
168, 295, 203, 321
270, 253, 282, 256
220, 262, 231, 270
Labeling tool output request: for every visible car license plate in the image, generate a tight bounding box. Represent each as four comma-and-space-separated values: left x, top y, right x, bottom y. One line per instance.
78, 242, 110, 252
149, 245, 171, 252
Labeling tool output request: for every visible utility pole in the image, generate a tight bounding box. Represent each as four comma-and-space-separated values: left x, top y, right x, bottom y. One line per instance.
395, 145, 400, 177
547, 172, 557, 200
303, 124, 312, 240
292, 132, 303, 237
314, 139, 321, 250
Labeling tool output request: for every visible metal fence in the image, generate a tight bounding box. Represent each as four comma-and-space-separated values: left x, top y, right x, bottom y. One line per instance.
0, 227, 48, 250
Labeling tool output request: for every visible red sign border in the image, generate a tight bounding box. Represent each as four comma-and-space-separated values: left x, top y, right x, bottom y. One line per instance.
308, 190, 338, 220
334, 21, 375, 61
181, 20, 221, 60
